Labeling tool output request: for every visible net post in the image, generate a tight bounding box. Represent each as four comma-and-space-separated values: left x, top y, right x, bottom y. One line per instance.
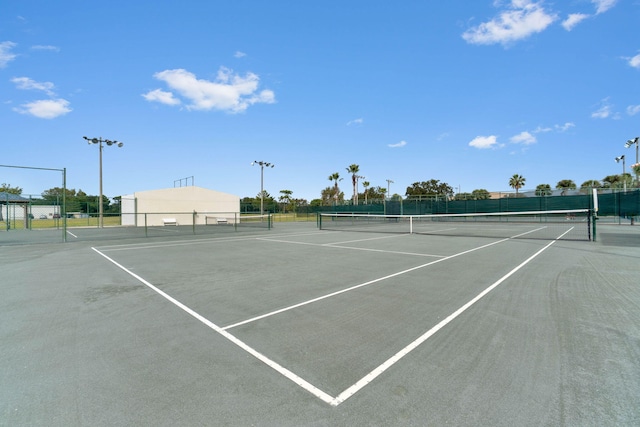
192, 210, 196, 235
144, 213, 148, 237
591, 209, 597, 242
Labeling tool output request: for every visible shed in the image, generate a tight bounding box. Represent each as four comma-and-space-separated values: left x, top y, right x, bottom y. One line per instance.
0, 192, 30, 228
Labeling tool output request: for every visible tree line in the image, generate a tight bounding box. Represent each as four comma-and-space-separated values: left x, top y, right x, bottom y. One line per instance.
0, 184, 120, 213
4, 165, 636, 215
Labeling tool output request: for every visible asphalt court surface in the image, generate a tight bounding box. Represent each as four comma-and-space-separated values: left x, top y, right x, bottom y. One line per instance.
2, 222, 640, 426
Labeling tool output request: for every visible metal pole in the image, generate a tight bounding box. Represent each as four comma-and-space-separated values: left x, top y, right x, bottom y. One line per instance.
63, 168, 67, 242
260, 164, 264, 216
623, 156, 626, 192
253, 161, 273, 215
634, 138, 640, 186
99, 139, 104, 227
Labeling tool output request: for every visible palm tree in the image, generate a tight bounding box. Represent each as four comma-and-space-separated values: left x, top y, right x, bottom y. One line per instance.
279, 189, 293, 213
602, 175, 621, 189
509, 174, 526, 195
556, 179, 576, 190
328, 173, 342, 206
362, 181, 370, 204
555, 179, 576, 195
346, 164, 360, 205
535, 184, 552, 196
580, 180, 601, 190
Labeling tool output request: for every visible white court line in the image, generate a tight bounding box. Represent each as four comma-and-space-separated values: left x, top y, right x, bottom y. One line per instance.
221, 237, 510, 330
329, 227, 574, 405
96, 230, 334, 252
91, 246, 336, 405
66, 230, 78, 238
92, 227, 573, 407
324, 233, 408, 246
257, 236, 444, 259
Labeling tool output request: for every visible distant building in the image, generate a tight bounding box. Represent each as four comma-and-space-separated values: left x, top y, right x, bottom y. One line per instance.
120, 186, 240, 227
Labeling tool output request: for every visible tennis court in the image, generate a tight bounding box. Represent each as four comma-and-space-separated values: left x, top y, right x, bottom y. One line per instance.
2, 220, 639, 425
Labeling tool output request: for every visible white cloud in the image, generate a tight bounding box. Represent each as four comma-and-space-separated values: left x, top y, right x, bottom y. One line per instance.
627, 105, 640, 116
469, 135, 500, 149
31, 45, 60, 52
388, 140, 407, 148
234, 51, 246, 58
11, 77, 56, 96
555, 122, 575, 132
533, 125, 552, 133
347, 118, 364, 126
144, 67, 275, 113
0, 41, 17, 68
592, 0, 617, 14
142, 88, 181, 105
591, 99, 613, 119
462, 1, 557, 46
510, 131, 536, 145
627, 53, 640, 69
13, 99, 71, 119
562, 13, 589, 31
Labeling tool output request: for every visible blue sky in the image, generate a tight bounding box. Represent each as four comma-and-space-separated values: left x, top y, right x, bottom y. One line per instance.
1, 0, 639, 202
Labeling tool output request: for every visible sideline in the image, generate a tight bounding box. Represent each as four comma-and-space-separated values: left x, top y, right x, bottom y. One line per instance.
91, 228, 570, 407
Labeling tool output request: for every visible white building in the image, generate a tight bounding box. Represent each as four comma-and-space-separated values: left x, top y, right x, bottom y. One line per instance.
120, 186, 240, 227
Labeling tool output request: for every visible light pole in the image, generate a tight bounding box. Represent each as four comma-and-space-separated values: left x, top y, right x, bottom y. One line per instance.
252, 161, 274, 215
386, 179, 394, 198
615, 155, 626, 192
355, 175, 365, 205
84, 136, 123, 227
625, 137, 639, 185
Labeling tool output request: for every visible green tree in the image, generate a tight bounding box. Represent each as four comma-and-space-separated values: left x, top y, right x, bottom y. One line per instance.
321, 186, 343, 206
328, 173, 342, 206
556, 179, 576, 195
580, 180, 602, 189
362, 181, 370, 204
602, 175, 621, 188
602, 174, 633, 190
0, 183, 22, 195
535, 184, 552, 196
508, 174, 526, 195
255, 190, 275, 212
556, 179, 576, 190
405, 180, 453, 199
278, 189, 293, 213
471, 189, 491, 200
346, 164, 360, 205
241, 197, 259, 212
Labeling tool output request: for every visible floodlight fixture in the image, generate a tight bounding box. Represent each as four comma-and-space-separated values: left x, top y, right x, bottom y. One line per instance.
625, 136, 639, 186
624, 137, 639, 148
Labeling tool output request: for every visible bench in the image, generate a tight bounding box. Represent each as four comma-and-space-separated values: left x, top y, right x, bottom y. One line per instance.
216, 217, 228, 224
162, 218, 178, 226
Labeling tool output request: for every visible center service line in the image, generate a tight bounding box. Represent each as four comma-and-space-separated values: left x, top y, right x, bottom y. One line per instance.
330, 229, 572, 406
222, 237, 512, 331
90, 247, 336, 405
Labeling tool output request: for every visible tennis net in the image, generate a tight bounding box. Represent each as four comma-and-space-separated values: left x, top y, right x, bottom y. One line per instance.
318, 209, 593, 241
